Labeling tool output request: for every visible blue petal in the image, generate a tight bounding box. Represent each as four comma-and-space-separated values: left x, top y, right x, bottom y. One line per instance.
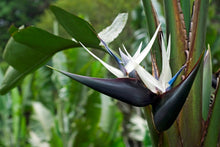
153, 52, 204, 131
168, 65, 186, 87
99, 38, 127, 74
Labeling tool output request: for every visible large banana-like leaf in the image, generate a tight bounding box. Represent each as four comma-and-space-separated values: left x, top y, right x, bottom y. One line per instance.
3, 27, 78, 71
180, 0, 190, 35
0, 27, 78, 94
141, 0, 162, 70
0, 7, 127, 94
50, 5, 100, 47
164, 0, 187, 76
180, 0, 209, 146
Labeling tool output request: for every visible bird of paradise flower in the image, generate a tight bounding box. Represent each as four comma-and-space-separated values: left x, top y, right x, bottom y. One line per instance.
48, 24, 203, 131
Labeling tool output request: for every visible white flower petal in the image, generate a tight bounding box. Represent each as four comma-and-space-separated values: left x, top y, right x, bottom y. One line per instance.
122, 44, 132, 58
134, 24, 161, 64
124, 55, 164, 93
119, 48, 129, 65
121, 45, 139, 74
133, 42, 142, 59
79, 42, 125, 78
159, 35, 172, 87
135, 64, 164, 93
125, 24, 161, 73
167, 35, 171, 60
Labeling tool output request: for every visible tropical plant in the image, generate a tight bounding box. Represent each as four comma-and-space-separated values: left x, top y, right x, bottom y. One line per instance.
0, 0, 219, 147
0, 0, 54, 51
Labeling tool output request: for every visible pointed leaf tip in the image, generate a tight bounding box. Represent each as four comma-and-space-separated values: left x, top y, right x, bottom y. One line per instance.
50, 5, 100, 46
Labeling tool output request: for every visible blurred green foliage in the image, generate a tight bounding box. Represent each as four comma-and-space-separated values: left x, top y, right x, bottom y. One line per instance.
36, 0, 139, 48
206, 0, 220, 72
0, 0, 54, 55
0, 0, 146, 146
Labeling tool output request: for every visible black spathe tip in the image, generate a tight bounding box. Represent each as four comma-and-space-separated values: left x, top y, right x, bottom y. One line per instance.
152, 52, 203, 132
51, 68, 158, 107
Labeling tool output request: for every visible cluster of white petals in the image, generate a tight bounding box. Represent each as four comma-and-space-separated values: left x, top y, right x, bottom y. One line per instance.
80, 24, 173, 93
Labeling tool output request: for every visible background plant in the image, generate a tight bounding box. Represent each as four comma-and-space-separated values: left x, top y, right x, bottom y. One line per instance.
0, 0, 219, 147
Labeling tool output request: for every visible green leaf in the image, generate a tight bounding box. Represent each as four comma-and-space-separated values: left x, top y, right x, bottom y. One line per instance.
0, 68, 12, 145
180, 0, 190, 35
180, 0, 209, 145
98, 13, 128, 44
11, 26, 77, 54
202, 47, 212, 120
164, 0, 187, 76
142, 0, 162, 70
50, 5, 100, 47
0, 66, 23, 95
0, 27, 78, 94
203, 82, 220, 146
187, 0, 209, 68
8, 25, 18, 35
11, 88, 22, 144
144, 106, 159, 147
